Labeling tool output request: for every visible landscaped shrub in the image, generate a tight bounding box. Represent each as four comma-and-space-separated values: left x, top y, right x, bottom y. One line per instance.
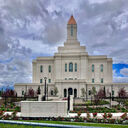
93, 112, 97, 118
107, 113, 112, 118
120, 113, 127, 120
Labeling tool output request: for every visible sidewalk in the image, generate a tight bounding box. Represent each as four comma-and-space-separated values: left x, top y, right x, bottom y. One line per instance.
0, 120, 103, 128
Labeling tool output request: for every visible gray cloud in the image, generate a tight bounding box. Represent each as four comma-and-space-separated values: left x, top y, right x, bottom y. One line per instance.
0, 0, 128, 87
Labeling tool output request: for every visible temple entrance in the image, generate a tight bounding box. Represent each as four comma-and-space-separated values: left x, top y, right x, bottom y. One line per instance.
68, 88, 73, 96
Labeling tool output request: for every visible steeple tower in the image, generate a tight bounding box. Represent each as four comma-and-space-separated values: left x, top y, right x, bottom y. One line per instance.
67, 15, 77, 41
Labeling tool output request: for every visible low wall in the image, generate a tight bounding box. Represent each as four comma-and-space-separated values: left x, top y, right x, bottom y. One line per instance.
21, 101, 67, 117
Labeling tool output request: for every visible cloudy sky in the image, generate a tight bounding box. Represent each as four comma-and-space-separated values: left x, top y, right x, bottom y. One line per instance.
0, 0, 128, 88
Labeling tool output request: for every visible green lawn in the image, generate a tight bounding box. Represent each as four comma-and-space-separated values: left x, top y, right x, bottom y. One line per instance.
0, 123, 52, 128
16, 120, 128, 128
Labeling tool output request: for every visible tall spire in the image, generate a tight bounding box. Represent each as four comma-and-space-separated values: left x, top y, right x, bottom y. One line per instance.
67, 15, 77, 41
68, 15, 76, 25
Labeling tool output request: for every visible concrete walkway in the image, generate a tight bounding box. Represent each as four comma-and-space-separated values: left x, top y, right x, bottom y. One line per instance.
0, 120, 103, 128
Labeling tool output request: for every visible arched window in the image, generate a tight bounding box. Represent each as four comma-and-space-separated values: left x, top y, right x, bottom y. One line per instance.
40, 65, 43, 73
75, 63, 77, 72
68, 88, 73, 95
71, 24, 73, 36
51, 90, 54, 96
101, 64, 103, 72
48, 65, 51, 73
69, 63, 73, 72
74, 89, 77, 98
64, 89, 67, 97
65, 63, 67, 72
92, 64, 94, 72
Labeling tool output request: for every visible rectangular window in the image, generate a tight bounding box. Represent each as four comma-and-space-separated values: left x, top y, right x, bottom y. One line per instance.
65, 78, 67, 80
22, 90, 24, 95
92, 78, 94, 83
92, 64, 94, 72
75, 63, 77, 72
48, 65, 51, 73
101, 78, 103, 83
71, 24, 73, 36
40, 65, 43, 73
40, 79, 43, 83
101, 64, 103, 72
48, 79, 51, 83
65, 63, 67, 72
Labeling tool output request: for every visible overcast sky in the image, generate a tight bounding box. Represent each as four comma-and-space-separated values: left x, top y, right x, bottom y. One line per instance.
0, 0, 128, 88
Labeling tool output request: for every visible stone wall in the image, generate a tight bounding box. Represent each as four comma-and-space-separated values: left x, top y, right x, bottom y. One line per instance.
21, 101, 67, 117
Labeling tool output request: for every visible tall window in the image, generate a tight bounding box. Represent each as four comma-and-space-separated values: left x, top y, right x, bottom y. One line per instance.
75, 63, 77, 72
101, 78, 103, 83
71, 24, 73, 36
65, 63, 67, 72
40, 79, 43, 83
74, 89, 77, 98
48, 65, 51, 73
40, 65, 43, 73
64, 89, 67, 97
101, 64, 103, 72
22, 90, 24, 95
92, 78, 94, 83
69, 62, 73, 72
48, 79, 51, 83
92, 64, 94, 72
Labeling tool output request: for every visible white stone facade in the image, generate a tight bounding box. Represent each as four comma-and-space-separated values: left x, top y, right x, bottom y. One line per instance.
14, 16, 128, 98
21, 101, 67, 117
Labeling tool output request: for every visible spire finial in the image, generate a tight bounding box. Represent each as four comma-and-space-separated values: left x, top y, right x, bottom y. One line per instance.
68, 15, 76, 25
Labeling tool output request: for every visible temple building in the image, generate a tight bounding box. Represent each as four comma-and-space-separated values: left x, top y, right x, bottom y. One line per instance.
15, 16, 128, 98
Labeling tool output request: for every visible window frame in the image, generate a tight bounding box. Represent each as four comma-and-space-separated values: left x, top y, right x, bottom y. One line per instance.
48, 65, 51, 73
75, 63, 77, 72
40, 79, 43, 83
101, 64, 103, 72
71, 24, 73, 36
69, 62, 73, 72
65, 63, 67, 72
101, 78, 103, 83
40, 65, 43, 73
48, 79, 51, 83
92, 78, 95, 83
92, 64, 94, 72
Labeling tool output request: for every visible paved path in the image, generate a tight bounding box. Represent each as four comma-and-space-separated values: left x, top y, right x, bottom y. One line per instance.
0, 120, 104, 128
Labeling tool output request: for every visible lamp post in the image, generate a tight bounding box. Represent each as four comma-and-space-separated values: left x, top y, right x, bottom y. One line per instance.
44, 77, 47, 101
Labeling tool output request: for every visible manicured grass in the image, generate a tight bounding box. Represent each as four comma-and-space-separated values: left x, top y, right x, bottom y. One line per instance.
0, 123, 52, 128
18, 120, 128, 128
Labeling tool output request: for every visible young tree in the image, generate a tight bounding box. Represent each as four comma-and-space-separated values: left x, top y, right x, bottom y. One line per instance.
91, 87, 97, 97
118, 88, 127, 98
27, 88, 35, 97
81, 88, 86, 97
2, 88, 17, 97
37, 86, 41, 95
97, 88, 106, 99
54, 87, 58, 96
